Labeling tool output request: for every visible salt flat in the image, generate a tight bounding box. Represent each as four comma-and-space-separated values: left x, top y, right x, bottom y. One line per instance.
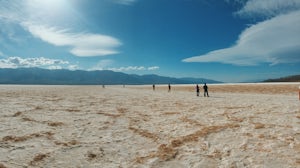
0, 84, 300, 168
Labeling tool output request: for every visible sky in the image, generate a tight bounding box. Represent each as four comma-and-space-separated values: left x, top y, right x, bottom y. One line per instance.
0, 0, 299, 82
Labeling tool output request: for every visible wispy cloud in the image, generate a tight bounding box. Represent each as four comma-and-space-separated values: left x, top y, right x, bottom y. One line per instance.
235, 0, 300, 18
48, 65, 63, 70
0, 0, 122, 57
109, 66, 146, 71
113, 0, 137, 5
68, 65, 79, 71
90, 59, 114, 70
107, 66, 160, 72
148, 66, 160, 71
90, 59, 159, 72
183, 1, 300, 66
22, 22, 121, 57
0, 56, 69, 69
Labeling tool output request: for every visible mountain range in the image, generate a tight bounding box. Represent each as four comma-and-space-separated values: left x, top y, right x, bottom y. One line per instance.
0, 68, 221, 85
263, 75, 300, 82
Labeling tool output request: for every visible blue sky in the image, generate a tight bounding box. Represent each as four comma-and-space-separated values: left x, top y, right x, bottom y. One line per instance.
0, 0, 299, 82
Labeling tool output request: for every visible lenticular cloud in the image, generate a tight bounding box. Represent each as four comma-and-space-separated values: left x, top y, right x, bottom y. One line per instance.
22, 22, 122, 57
0, 0, 122, 57
183, 9, 300, 66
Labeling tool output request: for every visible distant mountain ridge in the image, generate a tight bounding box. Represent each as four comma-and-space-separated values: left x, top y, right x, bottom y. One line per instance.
0, 68, 221, 85
264, 74, 300, 82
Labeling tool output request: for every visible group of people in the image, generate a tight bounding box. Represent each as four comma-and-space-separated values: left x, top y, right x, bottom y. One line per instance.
196, 83, 209, 97
152, 83, 171, 92
152, 83, 209, 97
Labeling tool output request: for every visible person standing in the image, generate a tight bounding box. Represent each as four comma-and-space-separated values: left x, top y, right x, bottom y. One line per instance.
168, 83, 171, 92
299, 85, 300, 100
203, 83, 209, 97
196, 84, 200, 96
153, 84, 155, 91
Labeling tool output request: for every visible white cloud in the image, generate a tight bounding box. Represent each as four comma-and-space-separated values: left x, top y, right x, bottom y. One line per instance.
0, 61, 14, 68
0, 0, 122, 57
107, 65, 159, 72
109, 66, 145, 71
235, 0, 300, 18
68, 65, 79, 71
0, 56, 69, 68
148, 66, 160, 70
22, 22, 122, 57
113, 0, 137, 5
90, 59, 114, 71
183, 3, 300, 66
91, 60, 160, 72
48, 65, 63, 70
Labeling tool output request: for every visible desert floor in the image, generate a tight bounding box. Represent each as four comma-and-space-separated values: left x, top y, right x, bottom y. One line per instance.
0, 83, 300, 168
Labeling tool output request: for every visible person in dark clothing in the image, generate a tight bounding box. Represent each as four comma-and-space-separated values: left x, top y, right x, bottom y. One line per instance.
168, 83, 171, 92
153, 84, 155, 91
196, 84, 200, 96
203, 83, 209, 97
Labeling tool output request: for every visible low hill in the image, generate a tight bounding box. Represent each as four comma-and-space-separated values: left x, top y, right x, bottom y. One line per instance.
264, 75, 300, 82
0, 68, 221, 85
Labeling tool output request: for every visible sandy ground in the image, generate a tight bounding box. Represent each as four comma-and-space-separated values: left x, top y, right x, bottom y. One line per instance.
0, 83, 300, 168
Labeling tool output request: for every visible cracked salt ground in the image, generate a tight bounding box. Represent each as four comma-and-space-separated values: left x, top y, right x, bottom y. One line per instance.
0, 84, 299, 167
